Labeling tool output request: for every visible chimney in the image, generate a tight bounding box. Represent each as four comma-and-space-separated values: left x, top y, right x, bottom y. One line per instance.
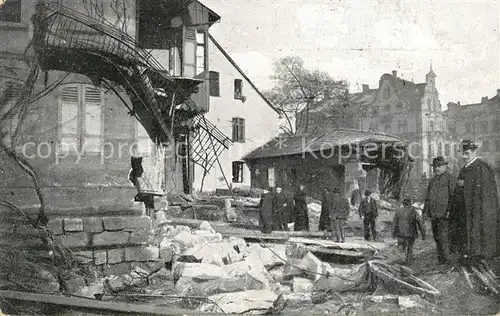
457, 101, 461, 106
481, 96, 488, 104
362, 84, 369, 92
392, 70, 397, 77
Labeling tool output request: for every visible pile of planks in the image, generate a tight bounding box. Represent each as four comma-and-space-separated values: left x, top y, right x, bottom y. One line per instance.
460, 259, 500, 296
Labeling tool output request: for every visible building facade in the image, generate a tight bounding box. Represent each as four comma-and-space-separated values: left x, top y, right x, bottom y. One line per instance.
0, 0, 225, 210
192, 34, 281, 193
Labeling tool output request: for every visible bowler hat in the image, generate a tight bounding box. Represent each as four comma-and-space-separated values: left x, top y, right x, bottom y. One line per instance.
461, 140, 478, 152
432, 156, 448, 167
364, 190, 372, 197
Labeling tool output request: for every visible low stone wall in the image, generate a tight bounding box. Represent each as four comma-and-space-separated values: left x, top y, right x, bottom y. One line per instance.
44, 215, 167, 275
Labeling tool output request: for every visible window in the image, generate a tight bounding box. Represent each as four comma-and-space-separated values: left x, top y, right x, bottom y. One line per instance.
383, 88, 390, 99
232, 117, 245, 143
234, 79, 243, 100
196, 32, 205, 75
437, 143, 442, 156
59, 84, 103, 154
466, 122, 472, 133
427, 98, 432, 110
396, 101, 403, 111
493, 119, 500, 132
0, 0, 21, 23
397, 120, 408, 133
444, 143, 450, 156
183, 27, 196, 78
232, 161, 244, 183
209, 71, 220, 97
482, 121, 489, 133
482, 140, 490, 152
496, 139, 500, 150
384, 104, 391, 113
429, 121, 434, 131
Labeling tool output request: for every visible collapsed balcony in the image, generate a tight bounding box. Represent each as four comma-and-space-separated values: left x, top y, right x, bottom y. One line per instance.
30, 2, 230, 172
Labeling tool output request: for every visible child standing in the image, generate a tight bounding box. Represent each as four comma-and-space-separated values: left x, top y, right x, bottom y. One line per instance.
392, 198, 426, 265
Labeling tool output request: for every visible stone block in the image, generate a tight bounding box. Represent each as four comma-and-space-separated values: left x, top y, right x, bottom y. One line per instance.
159, 246, 173, 262
46, 218, 63, 235
131, 261, 164, 274
64, 218, 84, 232
92, 231, 130, 246
124, 246, 159, 262
64, 277, 85, 294
107, 249, 124, 264
74, 250, 94, 264
103, 262, 131, 276
94, 250, 107, 265
103, 217, 126, 231
83, 217, 103, 233
55, 233, 90, 248
129, 228, 154, 245
124, 216, 152, 232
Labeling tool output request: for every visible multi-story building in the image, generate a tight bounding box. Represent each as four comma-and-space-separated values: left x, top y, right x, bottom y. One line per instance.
192, 34, 281, 193
0, 0, 227, 211
444, 90, 500, 175
298, 66, 448, 190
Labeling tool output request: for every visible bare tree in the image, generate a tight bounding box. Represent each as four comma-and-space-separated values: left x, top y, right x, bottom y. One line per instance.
263, 56, 350, 135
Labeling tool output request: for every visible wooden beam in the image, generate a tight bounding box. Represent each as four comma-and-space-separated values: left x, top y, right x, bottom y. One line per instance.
0, 290, 224, 316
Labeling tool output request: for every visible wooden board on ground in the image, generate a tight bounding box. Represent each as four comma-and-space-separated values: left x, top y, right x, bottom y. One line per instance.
0, 290, 223, 316
288, 237, 380, 252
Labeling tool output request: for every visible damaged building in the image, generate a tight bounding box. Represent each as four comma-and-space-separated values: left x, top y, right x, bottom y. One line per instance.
243, 128, 412, 200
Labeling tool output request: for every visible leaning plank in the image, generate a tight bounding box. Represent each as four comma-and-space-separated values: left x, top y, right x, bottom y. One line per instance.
0, 290, 222, 315
471, 266, 499, 295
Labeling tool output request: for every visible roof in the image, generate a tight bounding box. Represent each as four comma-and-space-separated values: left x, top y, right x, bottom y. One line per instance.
207, 33, 281, 115
243, 128, 405, 160
444, 94, 500, 115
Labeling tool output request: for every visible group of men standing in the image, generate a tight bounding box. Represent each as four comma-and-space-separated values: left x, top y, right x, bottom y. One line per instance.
423, 140, 500, 264
319, 188, 351, 242
259, 185, 310, 234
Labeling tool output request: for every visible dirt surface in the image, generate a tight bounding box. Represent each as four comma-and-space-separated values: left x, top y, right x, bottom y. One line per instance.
282, 224, 500, 316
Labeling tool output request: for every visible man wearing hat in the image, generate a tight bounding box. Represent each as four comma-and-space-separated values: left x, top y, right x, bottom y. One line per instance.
423, 156, 455, 264
359, 190, 378, 241
449, 140, 500, 259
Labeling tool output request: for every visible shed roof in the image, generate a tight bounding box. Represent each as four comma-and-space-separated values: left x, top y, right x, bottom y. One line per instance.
243, 128, 404, 160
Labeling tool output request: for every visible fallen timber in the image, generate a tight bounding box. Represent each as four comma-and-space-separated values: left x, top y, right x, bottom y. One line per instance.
163, 218, 381, 260
0, 290, 230, 316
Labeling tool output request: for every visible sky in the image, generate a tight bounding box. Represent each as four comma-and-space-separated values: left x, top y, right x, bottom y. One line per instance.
201, 0, 500, 108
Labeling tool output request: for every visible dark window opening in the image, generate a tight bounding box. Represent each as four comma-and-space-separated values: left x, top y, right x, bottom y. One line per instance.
234, 79, 243, 100
209, 71, 220, 97
444, 143, 450, 156
466, 122, 472, 133
482, 140, 490, 152
0, 0, 21, 23
232, 117, 245, 143
232, 161, 244, 183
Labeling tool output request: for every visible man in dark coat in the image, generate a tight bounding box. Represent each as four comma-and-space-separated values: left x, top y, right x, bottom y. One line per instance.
293, 184, 310, 231
330, 188, 350, 243
423, 156, 455, 264
393, 198, 426, 265
449, 140, 500, 259
272, 186, 289, 231
359, 190, 378, 241
319, 188, 333, 231
259, 189, 274, 234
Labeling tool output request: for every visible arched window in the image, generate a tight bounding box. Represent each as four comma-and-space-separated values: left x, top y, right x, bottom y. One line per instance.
383, 88, 390, 99
444, 143, 450, 156
429, 120, 434, 131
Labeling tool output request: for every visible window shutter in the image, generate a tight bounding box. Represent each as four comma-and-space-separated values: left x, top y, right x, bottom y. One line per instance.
60, 85, 80, 152
83, 85, 102, 152
209, 71, 220, 97
240, 118, 245, 142
232, 117, 237, 142
183, 26, 197, 78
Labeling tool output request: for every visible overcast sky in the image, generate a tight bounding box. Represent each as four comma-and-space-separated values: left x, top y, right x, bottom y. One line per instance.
201, 0, 499, 108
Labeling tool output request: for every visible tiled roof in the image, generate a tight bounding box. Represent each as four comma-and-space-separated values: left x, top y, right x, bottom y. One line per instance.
243, 128, 404, 160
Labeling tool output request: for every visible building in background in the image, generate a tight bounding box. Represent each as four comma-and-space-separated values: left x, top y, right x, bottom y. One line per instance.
192, 34, 281, 193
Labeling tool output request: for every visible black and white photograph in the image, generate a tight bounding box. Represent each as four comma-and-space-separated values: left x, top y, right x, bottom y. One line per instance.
0, 0, 499, 314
